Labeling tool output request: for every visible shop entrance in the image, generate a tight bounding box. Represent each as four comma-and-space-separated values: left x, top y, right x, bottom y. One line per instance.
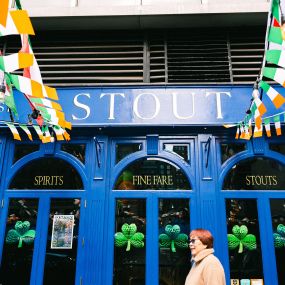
0, 157, 85, 285
107, 154, 195, 285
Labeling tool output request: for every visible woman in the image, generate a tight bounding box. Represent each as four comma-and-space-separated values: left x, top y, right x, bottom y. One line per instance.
185, 228, 226, 285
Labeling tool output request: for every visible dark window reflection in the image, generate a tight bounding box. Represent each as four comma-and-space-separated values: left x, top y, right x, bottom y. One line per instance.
114, 158, 190, 190
61, 144, 86, 164
221, 143, 246, 164
269, 144, 285, 156
13, 144, 39, 164
0, 199, 38, 285
113, 199, 146, 285
223, 157, 285, 190
159, 199, 190, 285
116, 144, 142, 164
163, 144, 189, 162
270, 199, 285, 285
43, 199, 80, 285
226, 199, 263, 281
9, 158, 83, 190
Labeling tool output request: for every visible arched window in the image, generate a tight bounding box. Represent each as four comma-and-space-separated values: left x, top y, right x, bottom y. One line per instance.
9, 158, 83, 190
114, 157, 191, 190
223, 157, 285, 190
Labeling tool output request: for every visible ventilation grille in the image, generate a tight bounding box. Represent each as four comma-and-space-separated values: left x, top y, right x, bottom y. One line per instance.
0, 28, 265, 86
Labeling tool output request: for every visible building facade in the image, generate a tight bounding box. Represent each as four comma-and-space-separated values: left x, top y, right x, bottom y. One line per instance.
0, 1, 285, 285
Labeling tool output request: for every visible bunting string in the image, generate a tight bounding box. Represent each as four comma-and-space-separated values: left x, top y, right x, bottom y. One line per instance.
0, 0, 72, 143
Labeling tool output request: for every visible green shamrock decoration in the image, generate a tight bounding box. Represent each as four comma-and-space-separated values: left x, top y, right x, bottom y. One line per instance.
228, 225, 256, 253
6, 221, 36, 248
273, 224, 285, 248
114, 223, 144, 251
159, 224, 188, 252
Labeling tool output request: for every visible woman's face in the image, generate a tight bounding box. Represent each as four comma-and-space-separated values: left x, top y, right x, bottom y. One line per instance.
189, 235, 207, 257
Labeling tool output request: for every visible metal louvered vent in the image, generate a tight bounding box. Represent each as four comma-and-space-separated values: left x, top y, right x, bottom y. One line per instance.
229, 28, 265, 84
0, 28, 265, 86
166, 30, 231, 84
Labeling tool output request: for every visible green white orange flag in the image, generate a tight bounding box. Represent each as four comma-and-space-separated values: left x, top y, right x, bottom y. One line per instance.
235, 126, 240, 139
30, 97, 62, 111
6, 123, 20, 140
9, 73, 59, 100
4, 75, 18, 117
0, 52, 33, 72
259, 80, 285, 108
33, 125, 44, 141
41, 125, 52, 143
53, 126, 64, 141
274, 114, 282, 135
266, 50, 285, 68
253, 124, 263, 138
19, 124, 32, 140
0, 10, 34, 36
263, 67, 285, 87
263, 117, 271, 137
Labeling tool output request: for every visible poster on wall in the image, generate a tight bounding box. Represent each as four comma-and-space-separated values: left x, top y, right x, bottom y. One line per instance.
51, 215, 74, 249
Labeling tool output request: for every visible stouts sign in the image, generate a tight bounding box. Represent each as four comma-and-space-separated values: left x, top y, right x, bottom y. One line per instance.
5, 86, 285, 126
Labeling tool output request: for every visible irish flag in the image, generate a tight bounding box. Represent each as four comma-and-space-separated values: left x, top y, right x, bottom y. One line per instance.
259, 80, 285, 108
0, 10, 34, 36
33, 125, 44, 141
6, 123, 20, 140
0, 52, 33, 73
266, 50, 285, 68
19, 124, 32, 141
253, 124, 263, 138
263, 118, 271, 137
263, 67, 285, 87
274, 115, 282, 135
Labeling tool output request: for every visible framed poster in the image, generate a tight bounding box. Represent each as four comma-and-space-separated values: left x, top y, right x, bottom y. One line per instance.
51, 215, 74, 249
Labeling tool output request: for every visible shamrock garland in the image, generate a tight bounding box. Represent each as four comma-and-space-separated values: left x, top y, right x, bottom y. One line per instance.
273, 224, 285, 248
159, 224, 188, 252
6, 221, 36, 248
228, 225, 257, 253
114, 223, 144, 251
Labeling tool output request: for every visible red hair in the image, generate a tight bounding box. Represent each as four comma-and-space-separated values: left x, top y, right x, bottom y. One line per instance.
190, 229, 213, 248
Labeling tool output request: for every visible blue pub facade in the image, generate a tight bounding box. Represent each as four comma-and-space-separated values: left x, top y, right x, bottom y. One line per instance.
0, 84, 284, 285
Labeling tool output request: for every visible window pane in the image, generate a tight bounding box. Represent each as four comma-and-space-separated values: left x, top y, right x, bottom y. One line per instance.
43, 199, 81, 285
221, 143, 246, 164
269, 144, 285, 156
114, 158, 191, 190
0, 199, 38, 285
270, 199, 285, 285
163, 144, 189, 162
13, 144, 39, 164
61, 144, 86, 164
226, 199, 264, 283
113, 199, 146, 285
223, 157, 285, 190
116, 144, 142, 164
159, 199, 190, 285
9, 158, 83, 190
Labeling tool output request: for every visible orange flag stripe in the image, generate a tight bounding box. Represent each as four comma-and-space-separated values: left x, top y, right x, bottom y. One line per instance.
44, 85, 58, 101
18, 52, 33, 69
10, 10, 35, 35
0, 0, 9, 27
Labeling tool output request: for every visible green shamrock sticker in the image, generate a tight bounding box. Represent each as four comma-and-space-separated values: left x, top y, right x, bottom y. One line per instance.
6, 221, 36, 248
159, 224, 188, 252
273, 224, 285, 248
114, 223, 144, 251
228, 225, 256, 253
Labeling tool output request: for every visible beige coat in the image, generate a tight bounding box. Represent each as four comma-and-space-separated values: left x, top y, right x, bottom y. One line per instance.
184, 248, 226, 285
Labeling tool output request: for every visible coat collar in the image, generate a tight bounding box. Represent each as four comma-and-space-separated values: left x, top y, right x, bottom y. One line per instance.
192, 248, 214, 263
